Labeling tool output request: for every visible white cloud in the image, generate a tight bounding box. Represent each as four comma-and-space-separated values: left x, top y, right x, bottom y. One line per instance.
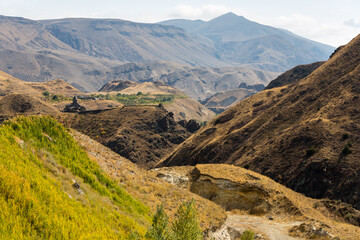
168, 4, 243, 20
344, 19, 360, 28
258, 14, 359, 47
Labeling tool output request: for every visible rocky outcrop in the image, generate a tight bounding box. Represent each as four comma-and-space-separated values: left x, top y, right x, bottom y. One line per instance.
153, 164, 360, 240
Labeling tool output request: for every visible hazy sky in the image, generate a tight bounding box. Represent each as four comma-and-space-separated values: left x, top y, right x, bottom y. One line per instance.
1, 0, 359, 47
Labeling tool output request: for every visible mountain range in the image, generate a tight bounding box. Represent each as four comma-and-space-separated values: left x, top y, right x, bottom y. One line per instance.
0, 13, 334, 96
160, 12, 334, 71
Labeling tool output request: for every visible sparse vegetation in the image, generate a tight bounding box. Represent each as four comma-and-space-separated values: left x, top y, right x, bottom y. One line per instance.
42, 92, 69, 102
42, 90, 50, 97
342, 133, 349, 140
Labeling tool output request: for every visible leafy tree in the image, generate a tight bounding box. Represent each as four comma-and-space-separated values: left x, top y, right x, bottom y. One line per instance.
145, 205, 170, 240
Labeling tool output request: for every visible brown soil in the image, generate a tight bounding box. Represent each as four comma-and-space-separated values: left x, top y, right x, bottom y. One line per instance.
0, 94, 59, 117
59, 105, 193, 168
159, 34, 360, 210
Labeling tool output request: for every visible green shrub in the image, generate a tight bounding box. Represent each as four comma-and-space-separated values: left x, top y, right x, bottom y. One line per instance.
52, 95, 59, 101
146, 205, 170, 240
146, 201, 202, 240
241, 230, 255, 240
171, 200, 202, 240
342, 133, 349, 140
42, 91, 50, 97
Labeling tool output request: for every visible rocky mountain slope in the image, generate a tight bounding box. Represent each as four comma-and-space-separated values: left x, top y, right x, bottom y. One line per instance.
0, 13, 333, 94
159, 34, 360, 211
60, 105, 195, 169
0, 16, 125, 92
200, 88, 257, 114
265, 61, 324, 89
41, 18, 224, 67
103, 61, 277, 100
160, 12, 335, 72
0, 15, 273, 94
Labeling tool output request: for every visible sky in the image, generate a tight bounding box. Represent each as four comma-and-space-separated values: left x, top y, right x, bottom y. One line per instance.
1, 0, 359, 47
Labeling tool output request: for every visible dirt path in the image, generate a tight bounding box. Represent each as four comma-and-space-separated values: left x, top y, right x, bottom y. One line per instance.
226, 214, 302, 240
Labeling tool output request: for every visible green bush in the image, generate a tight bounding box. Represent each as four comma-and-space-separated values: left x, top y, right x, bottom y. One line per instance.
42, 91, 50, 97
52, 95, 59, 101
146, 201, 202, 240
342, 133, 349, 140
241, 230, 255, 240
171, 200, 202, 240
146, 205, 170, 240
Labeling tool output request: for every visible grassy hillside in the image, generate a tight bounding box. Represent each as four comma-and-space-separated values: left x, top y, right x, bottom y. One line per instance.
0, 116, 150, 239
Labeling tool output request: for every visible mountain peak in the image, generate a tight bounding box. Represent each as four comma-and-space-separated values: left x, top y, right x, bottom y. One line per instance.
214, 12, 246, 21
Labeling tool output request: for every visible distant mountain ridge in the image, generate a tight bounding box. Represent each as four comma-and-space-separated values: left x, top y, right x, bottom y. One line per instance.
159, 12, 335, 71
0, 13, 334, 94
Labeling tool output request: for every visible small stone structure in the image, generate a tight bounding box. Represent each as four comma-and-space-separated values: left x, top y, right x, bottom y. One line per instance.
63, 96, 86, 112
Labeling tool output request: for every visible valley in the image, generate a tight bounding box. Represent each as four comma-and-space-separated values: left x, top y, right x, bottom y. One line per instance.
0, 7, 359, 240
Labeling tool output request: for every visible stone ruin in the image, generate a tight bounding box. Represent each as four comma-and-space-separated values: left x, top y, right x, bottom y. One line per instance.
63, 96, 86, 112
